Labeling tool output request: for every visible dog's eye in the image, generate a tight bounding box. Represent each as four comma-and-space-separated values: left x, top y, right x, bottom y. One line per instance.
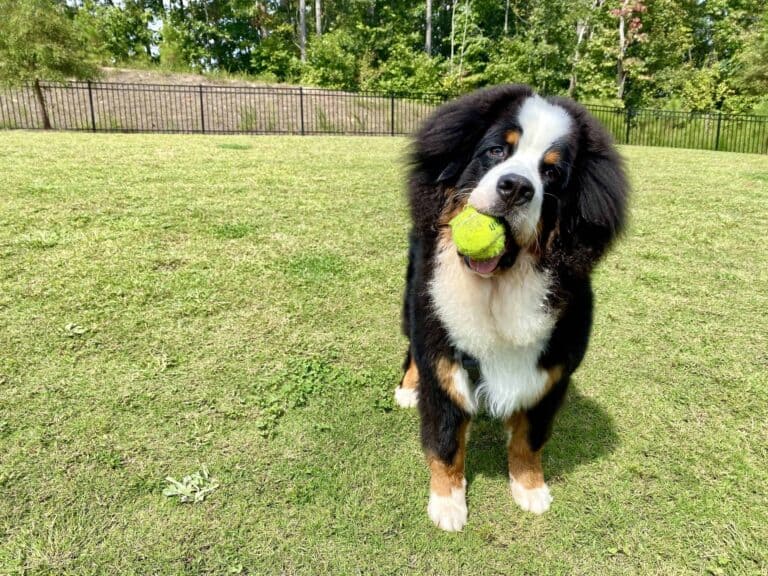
487, 146, 505, 158
543, 165, 559, 179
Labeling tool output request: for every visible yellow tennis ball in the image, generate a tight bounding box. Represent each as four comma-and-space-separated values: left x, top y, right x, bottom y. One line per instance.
449, 206, 506, 260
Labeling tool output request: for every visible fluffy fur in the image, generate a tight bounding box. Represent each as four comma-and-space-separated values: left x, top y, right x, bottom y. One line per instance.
396, 84, 628, 531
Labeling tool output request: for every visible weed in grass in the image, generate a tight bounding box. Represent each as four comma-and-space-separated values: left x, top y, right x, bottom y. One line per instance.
20, 231, 59, 250
212, 223, 256, 240
285, 251, 347, 284
217, 142, 252, 150
64, 323, 87, 337
255, 356, 347, 437
163, 466, 219, 503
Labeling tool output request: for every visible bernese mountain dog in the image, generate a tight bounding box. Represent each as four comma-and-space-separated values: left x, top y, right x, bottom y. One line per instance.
395, 84, 628, 531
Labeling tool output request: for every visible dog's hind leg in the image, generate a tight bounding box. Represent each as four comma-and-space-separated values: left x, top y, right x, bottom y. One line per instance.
395, 231, 420, 408
395, 348, 420, 408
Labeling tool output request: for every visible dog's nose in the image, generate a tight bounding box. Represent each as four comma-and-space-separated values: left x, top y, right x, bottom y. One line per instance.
497, 173, 534, 204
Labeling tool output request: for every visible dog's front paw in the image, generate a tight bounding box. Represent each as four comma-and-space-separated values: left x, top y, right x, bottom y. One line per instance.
394, 386, 419, 408
510, 478, 552, 514
427, 486, 468, 531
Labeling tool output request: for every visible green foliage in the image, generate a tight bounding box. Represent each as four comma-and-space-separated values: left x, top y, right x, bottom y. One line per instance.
0, 0, 99, 85
360, 42, 445, 94
301, 30, 359, 90
734, 10, 768, 96
14, 0, 768, 113
679, 65, 732, 112
77, 0, 158, 64
250, 24, 302, 83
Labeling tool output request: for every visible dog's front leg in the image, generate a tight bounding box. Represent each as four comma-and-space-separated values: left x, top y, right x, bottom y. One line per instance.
418, 355, 474, 532
505, 372, 569, 514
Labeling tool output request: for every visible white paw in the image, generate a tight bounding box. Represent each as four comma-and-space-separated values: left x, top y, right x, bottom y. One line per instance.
427, 485, 468, 532
510, 478, 552, 514
394, 386, 419, 408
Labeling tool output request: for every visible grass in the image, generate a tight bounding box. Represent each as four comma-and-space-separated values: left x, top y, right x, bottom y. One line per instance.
0, 132, 766, 575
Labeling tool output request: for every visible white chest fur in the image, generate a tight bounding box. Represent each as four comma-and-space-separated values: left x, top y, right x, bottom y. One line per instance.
429, 244, 556, 418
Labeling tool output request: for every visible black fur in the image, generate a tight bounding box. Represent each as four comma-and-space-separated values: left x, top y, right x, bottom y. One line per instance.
402, 85, 628, 470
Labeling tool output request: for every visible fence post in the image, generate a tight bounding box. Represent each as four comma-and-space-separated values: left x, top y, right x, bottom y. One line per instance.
624, 107, 632, 144
299, 87, 305, 135
199, 85, 205, 134
390, 94, 395, 136
714, 112, 722, 151
87, 80, 96, 132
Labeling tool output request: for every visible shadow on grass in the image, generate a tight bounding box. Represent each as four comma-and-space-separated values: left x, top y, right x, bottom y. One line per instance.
467, 384, 618, 483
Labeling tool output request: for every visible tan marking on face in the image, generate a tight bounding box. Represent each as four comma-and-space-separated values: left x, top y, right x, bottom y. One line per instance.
438, 193, 467, 227
505, 412, 544, 490
427, 419, 470, 496
545, 220, 560, 253
543, 149, 561, 165
400, 356, 419, 391
520, 218, 547, 258
436, 357, 473, 412
505, 130, 520, 146
438, 196, 469, 255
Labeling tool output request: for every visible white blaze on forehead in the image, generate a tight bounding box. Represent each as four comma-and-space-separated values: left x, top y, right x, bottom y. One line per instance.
469, 95, 572, 243
515, 95, 572, 158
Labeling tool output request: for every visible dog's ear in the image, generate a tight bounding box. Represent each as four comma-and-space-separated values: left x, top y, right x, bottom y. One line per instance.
409, 85, 533, 234
553, 98, 629, 264
412, 84, 533, 186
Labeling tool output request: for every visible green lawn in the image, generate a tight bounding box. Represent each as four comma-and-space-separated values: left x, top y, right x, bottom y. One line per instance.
0, 132, 766, 575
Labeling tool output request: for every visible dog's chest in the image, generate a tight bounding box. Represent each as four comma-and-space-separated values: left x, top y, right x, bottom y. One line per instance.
429, 246, 556, 416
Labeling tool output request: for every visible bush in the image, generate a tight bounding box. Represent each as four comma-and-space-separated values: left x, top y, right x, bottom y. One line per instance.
251, 24, 301, 83
301, 30, 359, 90
360, 42, 445, 95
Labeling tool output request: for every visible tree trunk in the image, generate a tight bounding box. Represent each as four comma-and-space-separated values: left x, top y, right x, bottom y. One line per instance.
299, 0, 306, 62
425, 0, 432, 54
617, 0, 627, 100
450, 0, 456, 67
315, 0, 321, 36
33, 78, 51, 130
458, 0, 471, 77
504, 0, 509, 35
569, 0, 603, 98
569, 18, 588, 97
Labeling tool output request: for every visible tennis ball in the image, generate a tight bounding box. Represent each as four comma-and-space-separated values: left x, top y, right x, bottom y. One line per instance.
449, 206, 506, 260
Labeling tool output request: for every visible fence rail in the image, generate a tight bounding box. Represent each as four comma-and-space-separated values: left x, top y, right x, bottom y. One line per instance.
1, 81, 766, 154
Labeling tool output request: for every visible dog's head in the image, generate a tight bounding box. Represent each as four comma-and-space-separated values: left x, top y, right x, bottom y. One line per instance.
410, 85, 628, 275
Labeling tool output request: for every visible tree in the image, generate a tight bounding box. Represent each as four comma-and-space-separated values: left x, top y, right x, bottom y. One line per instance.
0, 0, 98, 129
612, 0, 647, 101
568, 0, 605, 97
78, 0, 160, 64
426, 0, 433, 54
299, 0, 307, 62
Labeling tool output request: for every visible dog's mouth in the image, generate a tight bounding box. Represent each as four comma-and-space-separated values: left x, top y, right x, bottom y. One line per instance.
462, 253, 504, 276
459, 219, 519, 276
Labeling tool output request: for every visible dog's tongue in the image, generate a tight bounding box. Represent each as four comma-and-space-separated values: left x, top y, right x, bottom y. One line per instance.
466, 254, 503, 275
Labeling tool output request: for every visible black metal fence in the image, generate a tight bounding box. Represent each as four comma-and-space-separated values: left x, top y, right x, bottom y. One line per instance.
0, 81, 442, 137
1, 81, 767, 154
588, 104, 768, 155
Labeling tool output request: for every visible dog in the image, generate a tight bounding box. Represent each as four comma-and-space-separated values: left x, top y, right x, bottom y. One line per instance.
395, 84, 628, 531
